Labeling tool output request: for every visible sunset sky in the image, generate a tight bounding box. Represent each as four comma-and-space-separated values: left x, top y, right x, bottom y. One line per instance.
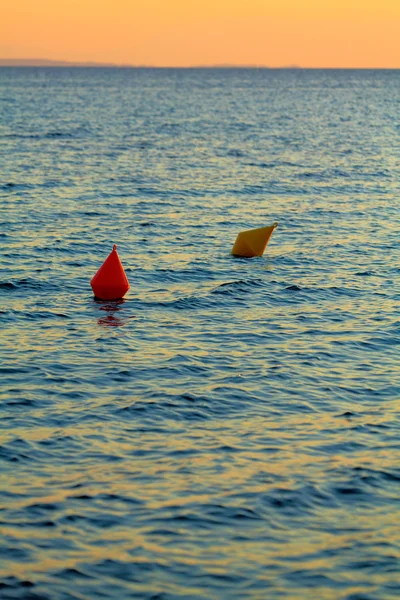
1, 0, 399, 68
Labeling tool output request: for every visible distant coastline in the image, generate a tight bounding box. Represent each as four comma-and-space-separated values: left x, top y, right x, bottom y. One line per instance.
0, 58, 299, 68
0, 59, 398, 69
0, 58, 131, 67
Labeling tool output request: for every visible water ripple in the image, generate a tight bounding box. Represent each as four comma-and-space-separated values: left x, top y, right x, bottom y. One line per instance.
1, 67, 399, 600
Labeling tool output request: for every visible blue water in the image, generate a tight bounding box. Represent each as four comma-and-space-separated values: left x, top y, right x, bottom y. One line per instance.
1, 67, 400, 599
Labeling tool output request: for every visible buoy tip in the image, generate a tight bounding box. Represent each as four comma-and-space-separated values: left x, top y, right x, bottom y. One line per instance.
113, 244, 117, 251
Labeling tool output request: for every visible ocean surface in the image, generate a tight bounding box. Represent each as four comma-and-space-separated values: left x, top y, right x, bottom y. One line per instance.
1, 67, 400, 599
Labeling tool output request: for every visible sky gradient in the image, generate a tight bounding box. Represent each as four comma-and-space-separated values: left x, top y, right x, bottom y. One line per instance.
1, 0, 399, 68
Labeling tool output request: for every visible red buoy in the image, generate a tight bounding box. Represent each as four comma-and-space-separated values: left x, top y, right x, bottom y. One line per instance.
90, 245, 130, 300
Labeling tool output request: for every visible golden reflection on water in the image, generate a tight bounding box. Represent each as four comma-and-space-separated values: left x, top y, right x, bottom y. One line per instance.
2, 405, 400, 596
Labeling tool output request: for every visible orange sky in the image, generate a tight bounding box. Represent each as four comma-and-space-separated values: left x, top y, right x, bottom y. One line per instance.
1, 0, 399, 67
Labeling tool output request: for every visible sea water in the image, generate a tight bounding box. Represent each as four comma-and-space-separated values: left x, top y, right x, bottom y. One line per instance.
1, 67, 400, 599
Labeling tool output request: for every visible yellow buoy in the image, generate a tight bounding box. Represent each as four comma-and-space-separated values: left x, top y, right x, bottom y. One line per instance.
231, 222, 278, 258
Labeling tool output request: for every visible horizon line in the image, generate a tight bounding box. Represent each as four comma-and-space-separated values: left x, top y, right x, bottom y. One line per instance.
0, 58, 399, 70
